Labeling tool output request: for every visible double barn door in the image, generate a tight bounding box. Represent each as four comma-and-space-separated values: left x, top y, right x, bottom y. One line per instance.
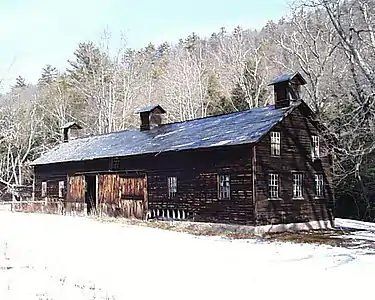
67, 174, 148, 218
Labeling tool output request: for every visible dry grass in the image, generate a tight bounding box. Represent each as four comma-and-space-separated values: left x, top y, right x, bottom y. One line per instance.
263, 230, 348, 246
91, 215, 375, 250
93, 216, 260, 239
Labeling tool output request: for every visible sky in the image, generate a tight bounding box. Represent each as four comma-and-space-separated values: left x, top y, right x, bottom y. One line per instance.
0, 0, 289, 91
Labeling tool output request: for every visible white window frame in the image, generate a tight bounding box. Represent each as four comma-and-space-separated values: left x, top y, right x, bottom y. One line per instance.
292, 173, 303, 199
268, 173, 280, 199
312, 135, 320, 159
218, 174, 230, 200
270, 131, 281, 156
315, 174, 324, 198
41, 181, 47, 197
168, 176, 177, 198
58, 181, 65, 198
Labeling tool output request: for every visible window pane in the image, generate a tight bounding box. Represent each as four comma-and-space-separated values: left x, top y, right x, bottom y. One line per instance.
42, 182, 47, 197
293, 173, 303, 198
58, 181, 64, 198
268, 173, 279, 198
315, 174, 324, 197
271, 132, 280, 156
218, 175, 230, 199
168, 177, 177, 198
312, 136, 320, 158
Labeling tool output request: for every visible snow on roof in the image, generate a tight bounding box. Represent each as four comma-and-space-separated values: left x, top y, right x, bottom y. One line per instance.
31, 103, 299, 166
269, 72, 307, 86
60, 122, 82, 130
135, 105, 166, 113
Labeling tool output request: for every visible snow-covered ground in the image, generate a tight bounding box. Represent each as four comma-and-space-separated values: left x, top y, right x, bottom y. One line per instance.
335, 218, 375, 243
335, 217, 375, 231
0, 212, 374, 300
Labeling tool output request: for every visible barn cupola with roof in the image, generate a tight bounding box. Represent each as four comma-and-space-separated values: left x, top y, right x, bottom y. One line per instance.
60, 122, 82, 143
269, 72, 307, 109
136, 105, 166, 131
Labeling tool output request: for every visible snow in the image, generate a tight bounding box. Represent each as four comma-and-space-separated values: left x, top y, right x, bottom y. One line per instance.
335, 218, 375, 243
209, 140, 232, 146
335, 217, 375, 231
0, 212, 374, 300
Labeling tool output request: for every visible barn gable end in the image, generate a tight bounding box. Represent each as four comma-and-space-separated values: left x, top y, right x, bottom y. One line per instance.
254, 104, 333, 225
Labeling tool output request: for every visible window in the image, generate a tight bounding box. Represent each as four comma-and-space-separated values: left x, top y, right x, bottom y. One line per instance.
168, 176, 177, 198
41, 181, 47, 197
270, 131, 281, 156
268, 173, 279, 199
315, 174, 324, 197
293, 173, 303, 199
58, 181, 65, 198
218, 175, 230, 200
110, 157, 120, 170
312, 135, 320, 159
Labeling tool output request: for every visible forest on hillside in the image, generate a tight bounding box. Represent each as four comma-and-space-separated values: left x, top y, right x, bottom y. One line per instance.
0, 0, 374, 221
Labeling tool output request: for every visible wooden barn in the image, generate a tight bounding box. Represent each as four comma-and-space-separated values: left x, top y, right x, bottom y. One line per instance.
31, 72, 334, 230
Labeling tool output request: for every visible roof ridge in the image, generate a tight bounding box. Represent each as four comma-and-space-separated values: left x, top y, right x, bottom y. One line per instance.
31, 103, 295, 166
65, 105, 276, 142
159, 104, 275, 128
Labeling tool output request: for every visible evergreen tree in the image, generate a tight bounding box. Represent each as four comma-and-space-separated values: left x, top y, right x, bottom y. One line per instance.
38, 64, 58, 86
67, 42, 108, 81
14, 75, 26, 89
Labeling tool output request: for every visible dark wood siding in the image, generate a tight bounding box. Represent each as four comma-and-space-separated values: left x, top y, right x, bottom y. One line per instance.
34, 145, 254, 225
255, 105, 334, 225
33, 104, 333, 226
34, 173, 66, 200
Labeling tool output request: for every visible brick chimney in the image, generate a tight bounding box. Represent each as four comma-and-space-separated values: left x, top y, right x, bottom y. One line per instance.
136, 105, 166, 131
268, 72, 307, 109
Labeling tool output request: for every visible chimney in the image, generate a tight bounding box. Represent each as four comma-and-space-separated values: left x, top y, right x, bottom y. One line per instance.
60, 122, 83, 142
136, 105, 166, 131
268, 72, 307, 109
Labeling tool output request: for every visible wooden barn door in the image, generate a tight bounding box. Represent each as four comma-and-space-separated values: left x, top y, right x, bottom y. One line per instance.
98, 174, 148, 219
67, 175, 85, 202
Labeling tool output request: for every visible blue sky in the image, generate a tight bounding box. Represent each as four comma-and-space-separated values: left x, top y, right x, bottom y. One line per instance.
0, 0, 289, 91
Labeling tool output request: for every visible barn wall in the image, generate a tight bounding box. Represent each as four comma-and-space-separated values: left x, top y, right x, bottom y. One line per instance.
34, 145, 255, 225
147, 147, 254, 225
34, 173, 66, 200
255, 105, 334, 225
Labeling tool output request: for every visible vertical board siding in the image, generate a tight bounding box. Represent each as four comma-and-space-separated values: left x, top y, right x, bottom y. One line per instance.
255, 106, 333, 225
67, 175, 85, 203
98, 174, 147, 219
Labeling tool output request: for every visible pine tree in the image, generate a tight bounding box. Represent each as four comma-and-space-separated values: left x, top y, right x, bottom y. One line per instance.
67, 42, 108, 82
38, 64, 58, 86
14, 75, 26, 89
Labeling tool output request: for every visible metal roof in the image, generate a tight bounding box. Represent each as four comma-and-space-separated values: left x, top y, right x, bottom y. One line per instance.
269, 72, 307, 86
31, 103, 300, 166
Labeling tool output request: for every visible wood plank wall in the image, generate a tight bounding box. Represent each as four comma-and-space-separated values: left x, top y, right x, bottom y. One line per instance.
98, 174, 147, 218
34, 145, 255, 225
33, 105, 333, 226
255, 106, 334, 225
